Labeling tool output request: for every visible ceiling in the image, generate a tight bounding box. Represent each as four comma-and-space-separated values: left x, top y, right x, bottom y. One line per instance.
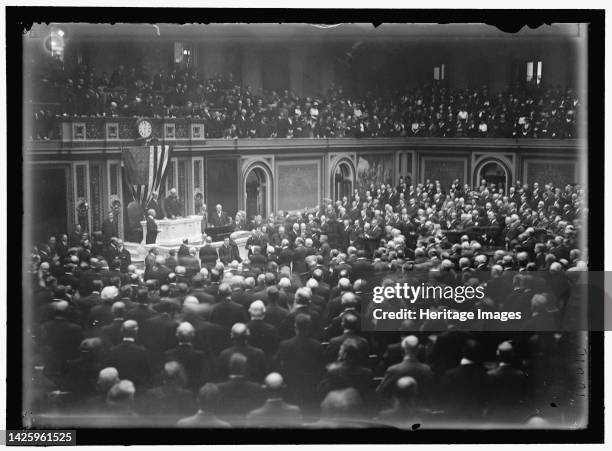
26, 22, 583, 42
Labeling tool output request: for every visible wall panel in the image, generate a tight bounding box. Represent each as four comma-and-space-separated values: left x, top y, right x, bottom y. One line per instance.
276, 160, 320, 211
206, 158, 239, 216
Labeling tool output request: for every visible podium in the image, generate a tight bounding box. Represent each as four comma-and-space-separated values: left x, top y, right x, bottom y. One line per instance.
205, 225, 235, 242
140, 215, 203, 246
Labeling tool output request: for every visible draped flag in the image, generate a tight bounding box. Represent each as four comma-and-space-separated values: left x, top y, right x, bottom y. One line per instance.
121, 144, 171, 210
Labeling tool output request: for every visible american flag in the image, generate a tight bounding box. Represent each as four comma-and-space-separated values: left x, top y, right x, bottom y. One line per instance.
122, 145, 171, 209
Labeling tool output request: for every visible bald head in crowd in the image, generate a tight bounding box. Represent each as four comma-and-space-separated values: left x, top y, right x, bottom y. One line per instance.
106, 380, 136, 407
176, 322, 195, 343
121, 320, 138, 339
231, 323, 249, 342
249, 300, 266, 319
98, 367, 120, 392
401, 335, 420, 358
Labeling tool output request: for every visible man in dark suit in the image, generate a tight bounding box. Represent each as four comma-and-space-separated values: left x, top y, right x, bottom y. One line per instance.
126, 200, 144, 242
323, 278, 353, 325
164, 188, 183, 219
55, 234, 70, 261
188, 276, 216, 305
70, 223, 83, 248
311, 268, 331, 299
210, 204, 230, 228
116, 240, 132, 273
102, 211, 119, 246
177, 238, 190, 258
199, 236, 218, 269
275, 313, 324, 408
376, 335, 434, 401
324, 312, 369, 364
504, 274, 535, 317
350, 250, 374, 282
249, 246, 267, 272
484, 264, 509, 305
210, 283, 249, 332
181, 297, 229, 354
139, 301, 179, 356
246, 372, 302, 427
100, 301, 127, 347
127, 288, 156, 325
218, 323, 267, 382
39, 300, 84, 379
179, 247, 201, 278
230, 278, 255, 310
165, 322, 216, 391
146, 192, 163, 219
139, 361, 196, 420
77, 279, 104, 323
324, 290, 362, 340
204, 270, 222, 298
147, 256, 172, 286
82, 366, 120, 413
280, 288, 323, 340
439, 339, 490, 419
262, 286, 289, 329
218, 237, 240, 265
278, 240, 294, 268
105, 319, 152, 389
60, 337, 105, 397
215, 353, 265, 423
246, 300, 280, 356
176, 383, 231, 428
319, 338, 373, 399
103, 380, 140, 422
145, 209, 159, 245
291, 239, 309, 277
339, 219, 352, 250
365, 219, 383, 257
486, 341, 529, 421
522, 293, 560, 331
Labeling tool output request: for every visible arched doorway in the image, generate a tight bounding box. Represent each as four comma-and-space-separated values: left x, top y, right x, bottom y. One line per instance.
478, 161, 508, 193
333, 162, 353, 202
245, 167, 268, 221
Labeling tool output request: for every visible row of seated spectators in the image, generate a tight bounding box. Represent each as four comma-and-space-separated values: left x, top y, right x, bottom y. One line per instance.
28, 60, 579, 140
26, 179, 587, 428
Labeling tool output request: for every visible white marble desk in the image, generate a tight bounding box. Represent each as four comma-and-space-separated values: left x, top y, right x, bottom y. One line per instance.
140, 215, 203, 246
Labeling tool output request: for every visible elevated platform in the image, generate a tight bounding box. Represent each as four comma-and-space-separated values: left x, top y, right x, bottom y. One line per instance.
124, 230, 251, 264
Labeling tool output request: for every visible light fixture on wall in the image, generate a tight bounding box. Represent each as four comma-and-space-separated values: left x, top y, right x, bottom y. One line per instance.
44, 28, 66, 60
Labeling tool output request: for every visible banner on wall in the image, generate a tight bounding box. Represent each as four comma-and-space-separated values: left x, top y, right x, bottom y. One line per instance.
121, 145, 171, 210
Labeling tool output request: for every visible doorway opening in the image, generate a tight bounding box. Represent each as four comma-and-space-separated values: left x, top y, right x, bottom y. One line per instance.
245, 167, 268, 221
479, 161, 508, 193
333, 163, 353, 203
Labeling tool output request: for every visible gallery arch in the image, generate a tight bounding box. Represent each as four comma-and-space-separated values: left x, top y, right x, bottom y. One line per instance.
331, 159, 355, 203
243, 164, 273, 221
475, 159, 511, 193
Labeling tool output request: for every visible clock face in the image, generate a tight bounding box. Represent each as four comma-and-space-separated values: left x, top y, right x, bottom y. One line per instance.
137, 120, 153, 138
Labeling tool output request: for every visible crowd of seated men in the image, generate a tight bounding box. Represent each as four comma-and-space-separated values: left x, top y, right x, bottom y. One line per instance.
26, 178, 586, 428
28, 59, 579, 140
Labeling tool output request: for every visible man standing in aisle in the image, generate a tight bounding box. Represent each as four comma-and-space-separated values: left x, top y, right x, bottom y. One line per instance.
102, 211, 119, 246
146, 209, 159, 244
